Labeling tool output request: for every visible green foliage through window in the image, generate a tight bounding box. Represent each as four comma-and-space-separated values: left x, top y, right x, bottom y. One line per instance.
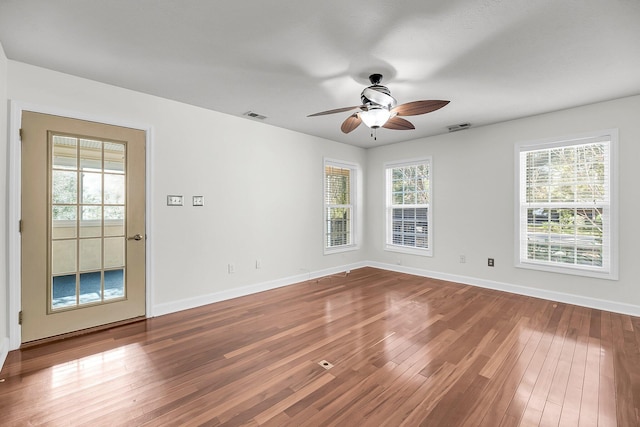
518, 135, 614, 276
386, 160, 431, 253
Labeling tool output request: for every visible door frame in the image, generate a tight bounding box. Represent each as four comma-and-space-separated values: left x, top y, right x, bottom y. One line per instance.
8, 100, 155, 350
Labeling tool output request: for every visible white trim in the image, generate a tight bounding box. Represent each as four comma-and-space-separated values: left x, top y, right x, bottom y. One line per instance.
367, 261, 640, 317
0, 336, 9, 370
153, 262, 367, 316
384, 244, 431, 257
514, 130, 615, 152
7, 100, 154, 350
153, 259, 640, 320
324, 244, 359, 255
145, 126, 155, 318
8, 102, 21, 350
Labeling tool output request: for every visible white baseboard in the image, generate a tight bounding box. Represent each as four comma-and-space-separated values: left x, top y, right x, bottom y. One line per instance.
153, 259, 639, 320
0, 336, 9, 373
368, 261, 640, 317
153, 262, 367, 317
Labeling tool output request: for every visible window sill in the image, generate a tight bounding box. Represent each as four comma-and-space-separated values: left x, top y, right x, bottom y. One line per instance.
516, 260, 618, 281
385, 244, 432, 257
324, 244, 359, 255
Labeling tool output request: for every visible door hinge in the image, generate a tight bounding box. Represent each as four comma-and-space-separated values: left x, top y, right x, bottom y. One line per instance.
18, 311, 23, 325
19, 128, 23, 140
19, 219, 23, 233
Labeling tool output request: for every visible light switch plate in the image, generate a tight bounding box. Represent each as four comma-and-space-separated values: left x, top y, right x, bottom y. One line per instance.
193, 195, 204, 206
167, 195, 183, 206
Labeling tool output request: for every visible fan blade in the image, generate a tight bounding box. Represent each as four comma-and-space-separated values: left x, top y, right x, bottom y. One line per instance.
392, 100, 450, 116
383, 116, 415, 130
307, 106, 363, 117
362, 88, 397, 108
341, 113, 362, 133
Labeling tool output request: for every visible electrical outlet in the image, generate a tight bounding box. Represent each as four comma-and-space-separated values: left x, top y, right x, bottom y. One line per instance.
488, 258, 495, 267
228, 263, 235, 274
459, 255, 466, 263
255, 259, 262, 269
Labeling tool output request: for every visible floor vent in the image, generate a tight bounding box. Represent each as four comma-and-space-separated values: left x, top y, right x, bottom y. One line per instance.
318, 360, 334, 370
243, 111, 268, 120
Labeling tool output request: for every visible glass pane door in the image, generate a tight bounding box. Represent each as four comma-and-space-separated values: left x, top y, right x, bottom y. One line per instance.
50, 134, 127, 311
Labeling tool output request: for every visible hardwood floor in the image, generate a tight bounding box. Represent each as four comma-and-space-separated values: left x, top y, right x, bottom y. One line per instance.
1, 267, 639, 426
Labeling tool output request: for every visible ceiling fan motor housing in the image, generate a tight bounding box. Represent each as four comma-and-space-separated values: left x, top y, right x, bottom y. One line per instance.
361, 85, 392, 106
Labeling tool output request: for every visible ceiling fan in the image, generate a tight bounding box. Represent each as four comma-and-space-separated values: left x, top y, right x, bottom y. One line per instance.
308, 73, 449, 139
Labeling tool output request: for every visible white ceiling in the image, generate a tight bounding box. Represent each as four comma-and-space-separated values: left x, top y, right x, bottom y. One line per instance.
1, 0, 639, 148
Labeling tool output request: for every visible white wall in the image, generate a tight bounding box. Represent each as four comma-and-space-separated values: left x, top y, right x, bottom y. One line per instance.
4, 58, 639, 360
6, 61, 367, 319
0, 43, 8, 365
366, 95, 640, 313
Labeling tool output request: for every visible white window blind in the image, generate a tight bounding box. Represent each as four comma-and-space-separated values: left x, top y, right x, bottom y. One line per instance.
516, 130, 617, 279
385, 158, 432, 256
324, 160, 356, 252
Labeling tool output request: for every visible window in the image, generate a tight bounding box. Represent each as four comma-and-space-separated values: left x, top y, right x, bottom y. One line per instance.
515, 130, 617, 279
385, 158, 432, 256
324, 159, 357, 253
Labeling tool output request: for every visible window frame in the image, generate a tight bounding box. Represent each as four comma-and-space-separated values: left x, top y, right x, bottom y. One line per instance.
323, 158, 358, 254
384, 157, 433, 257
514, 129, 618, 280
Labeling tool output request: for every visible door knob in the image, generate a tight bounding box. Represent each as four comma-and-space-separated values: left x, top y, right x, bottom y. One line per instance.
128, 233, 143, 241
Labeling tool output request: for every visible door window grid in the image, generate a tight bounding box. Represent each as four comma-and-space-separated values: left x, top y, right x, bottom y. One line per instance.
49, 133, 127, 311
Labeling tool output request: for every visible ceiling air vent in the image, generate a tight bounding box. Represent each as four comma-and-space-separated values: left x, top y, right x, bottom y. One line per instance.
447, 123, 471, 132
243, 111, 268, 120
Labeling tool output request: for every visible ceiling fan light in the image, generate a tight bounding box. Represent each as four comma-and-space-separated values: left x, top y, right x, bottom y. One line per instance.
359, 107, 391, 129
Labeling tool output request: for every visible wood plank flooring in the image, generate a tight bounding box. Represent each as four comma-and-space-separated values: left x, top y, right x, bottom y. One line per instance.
1, 267, 639, 426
